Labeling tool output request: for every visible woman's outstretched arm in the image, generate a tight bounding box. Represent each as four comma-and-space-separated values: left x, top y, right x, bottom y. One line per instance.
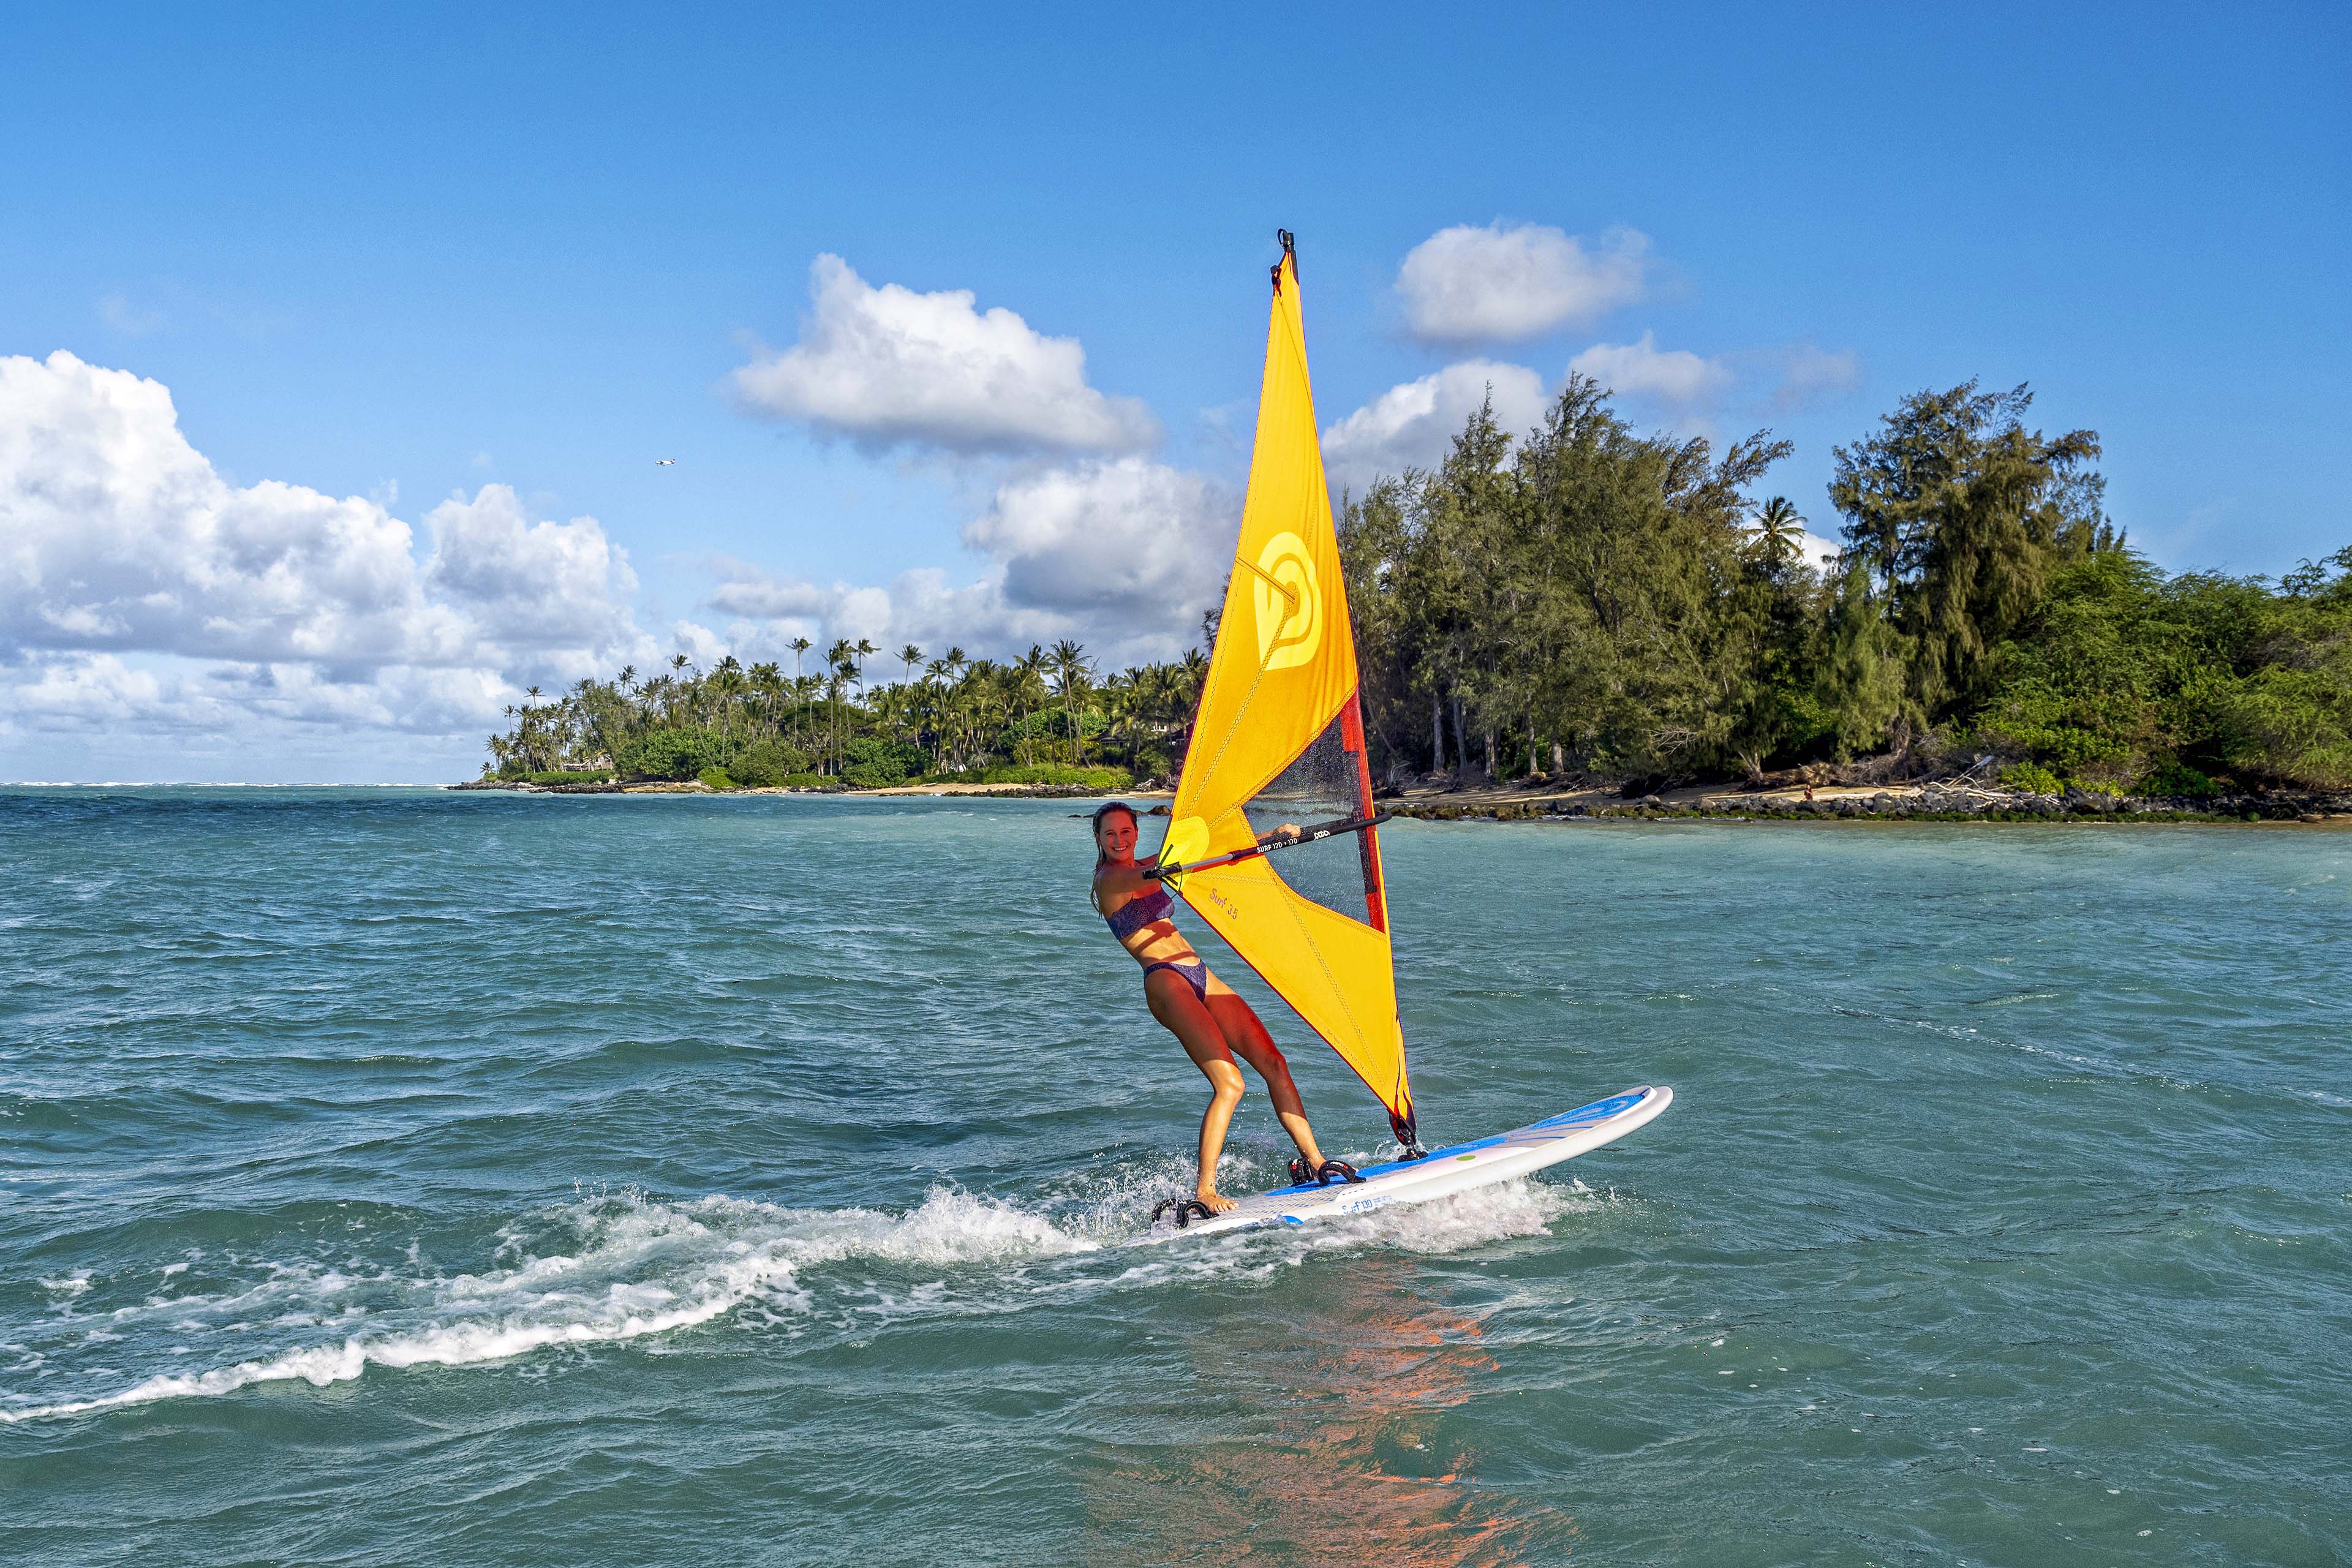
1093, 854, 1161, 902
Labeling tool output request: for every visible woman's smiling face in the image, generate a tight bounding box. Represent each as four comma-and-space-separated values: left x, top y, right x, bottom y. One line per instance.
1094, 809, 1138, 863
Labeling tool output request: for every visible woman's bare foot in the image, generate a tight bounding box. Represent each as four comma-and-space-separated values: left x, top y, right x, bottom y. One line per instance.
1194, 1188, 1238, 1215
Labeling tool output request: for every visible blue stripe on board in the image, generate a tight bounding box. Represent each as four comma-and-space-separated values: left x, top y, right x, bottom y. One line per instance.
1265, 1088, 1654, 1193
1529, 1091, 1648, 1131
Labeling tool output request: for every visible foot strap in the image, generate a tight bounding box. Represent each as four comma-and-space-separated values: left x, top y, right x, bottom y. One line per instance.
1151, 1196, 1218, 1229
1310, 1159, 1365, 1186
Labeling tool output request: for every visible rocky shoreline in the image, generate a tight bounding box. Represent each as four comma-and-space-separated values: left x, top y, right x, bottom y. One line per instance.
1383, 780, 2351, 824
447, 777, 1120, 800
450, 773, 2349, 823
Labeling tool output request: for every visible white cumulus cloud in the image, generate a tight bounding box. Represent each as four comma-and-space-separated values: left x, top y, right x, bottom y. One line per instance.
732, 255, 1159, 456
1319, 360, 1551, 497
1567, 332, 1733, 411
1800, 528, 1845, 568
699, 458, 1235, 671
0, 351, 647, 774
704, 570, 834, 623
1397, 222, 1650, 346
963, 457, 1231, 619
422, 486, 639, 653
1770, 344, 1866, 412
1566, 335, 1864, 437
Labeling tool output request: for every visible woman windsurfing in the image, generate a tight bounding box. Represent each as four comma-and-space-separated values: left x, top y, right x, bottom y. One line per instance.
1090, 801, 1358, 1218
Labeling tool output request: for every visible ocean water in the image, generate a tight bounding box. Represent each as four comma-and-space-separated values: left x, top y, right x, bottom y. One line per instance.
2, 787, 2346, 1567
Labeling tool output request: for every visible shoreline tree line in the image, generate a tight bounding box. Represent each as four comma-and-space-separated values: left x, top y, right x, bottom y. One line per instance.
483, 378, 2350, 797
483, 635, 1202, 790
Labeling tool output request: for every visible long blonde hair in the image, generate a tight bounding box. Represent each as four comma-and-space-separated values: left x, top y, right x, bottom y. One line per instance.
1087, 801, 1139, 914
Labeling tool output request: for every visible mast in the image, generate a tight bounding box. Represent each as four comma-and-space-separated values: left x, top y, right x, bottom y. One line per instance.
1155, 230, 1420, 1152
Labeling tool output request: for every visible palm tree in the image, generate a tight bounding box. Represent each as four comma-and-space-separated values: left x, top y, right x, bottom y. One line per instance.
825, 639, 855, 774
788, 636, 813, 750
1174, 647, 1209, 770
1099, 668, 1139, 769
916, 657, 954, 769
1049, 638, 1093, 764
1751, 496, 1806, 569
853, 638, 878, 708
793, 672, 824, 759
1012, 646, 1049, 764
940, 649, 971, 769
1119, 665, 1158, 771
483, 642, 1307, 786
749, 663, 783, 738
962, 658, 1004, 771
872, 682, 914, 757
710, 657, 747, 750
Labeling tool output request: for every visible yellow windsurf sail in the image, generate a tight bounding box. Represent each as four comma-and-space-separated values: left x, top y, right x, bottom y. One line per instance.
1160, 231, 1417, 1147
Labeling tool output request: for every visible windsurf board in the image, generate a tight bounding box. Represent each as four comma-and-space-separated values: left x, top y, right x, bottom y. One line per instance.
1142, 1084, 1672, 1240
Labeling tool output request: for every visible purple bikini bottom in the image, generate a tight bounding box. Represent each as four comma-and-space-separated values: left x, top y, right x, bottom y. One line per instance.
1142, 958, 1210, 1003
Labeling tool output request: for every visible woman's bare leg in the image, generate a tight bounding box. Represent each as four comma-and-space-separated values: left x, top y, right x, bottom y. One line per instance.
1145, 971, 1245, 1213
1204, 983, 1325, 1169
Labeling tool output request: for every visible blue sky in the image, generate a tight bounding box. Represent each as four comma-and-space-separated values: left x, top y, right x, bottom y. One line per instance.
3, 4, 2345, 780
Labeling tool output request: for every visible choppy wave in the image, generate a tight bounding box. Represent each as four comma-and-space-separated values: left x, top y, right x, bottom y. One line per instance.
1, 1175, 1594, 1425
1, 1186, 1096, 1424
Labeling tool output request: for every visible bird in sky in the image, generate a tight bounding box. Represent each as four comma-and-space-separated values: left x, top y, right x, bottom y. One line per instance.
655, 458, 676, 466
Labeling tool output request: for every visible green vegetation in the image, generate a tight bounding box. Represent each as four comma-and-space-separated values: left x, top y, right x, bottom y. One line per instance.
484, 377, 2348, 799
492, 766, 614, 786
615, 726, 729, 781
1998, 763, 2064, 796
1972, 550, 2352, 792
1338, 377, 2348, 794
481, 636, 1197, 788
729, 737, 818, 788
921, 764, 1134, 789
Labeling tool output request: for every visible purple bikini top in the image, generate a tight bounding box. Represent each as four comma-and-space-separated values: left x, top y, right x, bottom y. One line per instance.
1104, 884, 1174, 940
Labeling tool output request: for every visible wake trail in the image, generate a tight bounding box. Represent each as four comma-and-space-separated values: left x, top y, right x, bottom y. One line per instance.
2, 1174, 1601, 1425
2, 1187, 1091, 1425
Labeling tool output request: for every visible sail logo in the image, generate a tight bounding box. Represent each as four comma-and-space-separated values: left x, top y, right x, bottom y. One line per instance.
1248, 531, 1322, 671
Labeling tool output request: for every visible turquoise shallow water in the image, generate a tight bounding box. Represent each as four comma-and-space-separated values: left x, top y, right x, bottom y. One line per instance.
3, 788, 2348, 1566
